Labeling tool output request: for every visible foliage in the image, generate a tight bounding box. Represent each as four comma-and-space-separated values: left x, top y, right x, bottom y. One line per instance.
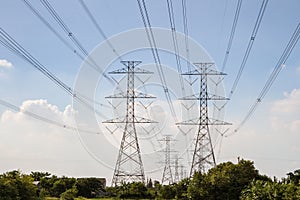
31, 171, 51, 181
0, 170, 37, 200
174, 178, 189, 199
241, 179, 300, 200
0, 161, 299, 200
158, 184, 176, 199
76, 178, 105, 198
60, 186, 78, 200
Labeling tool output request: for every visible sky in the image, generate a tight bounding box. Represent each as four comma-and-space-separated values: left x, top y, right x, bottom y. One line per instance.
0, 0, 300, 184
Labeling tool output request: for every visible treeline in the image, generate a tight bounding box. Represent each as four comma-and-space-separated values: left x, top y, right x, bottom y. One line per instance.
0, 159, 299, 199
0, 171, 105, 199
107, 159, 300, 199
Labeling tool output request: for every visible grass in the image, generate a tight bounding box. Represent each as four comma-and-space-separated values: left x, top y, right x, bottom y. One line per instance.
45, 198, 115, 200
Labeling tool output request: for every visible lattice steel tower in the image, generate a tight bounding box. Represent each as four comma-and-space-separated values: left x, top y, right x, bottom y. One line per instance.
160, 135, 173, 184
177, 63, 230, 176
103, 61, 155, 186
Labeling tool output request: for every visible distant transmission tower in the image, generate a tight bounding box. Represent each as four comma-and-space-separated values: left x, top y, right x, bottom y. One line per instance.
160, 135, 173, 184
103, 61, 155, 186
173, 155, 180, 183
177, 63, 230, 176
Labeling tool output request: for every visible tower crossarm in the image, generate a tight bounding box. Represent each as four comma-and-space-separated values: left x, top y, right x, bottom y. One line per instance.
103, 116, 157, 124
105, 91, 156, 99
179, 93, 229, 101
176, 118, 231, 126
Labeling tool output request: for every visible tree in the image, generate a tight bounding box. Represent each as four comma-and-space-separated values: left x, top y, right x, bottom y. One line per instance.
175, 178, 189, 199
76, 178, 105, 198
286, 169, 300, 184
30, 172, 51, 181
241, 179, 300, 200
158, 184, 176, 199
51, 177, 76, 197
187, 172, 208, 199
0, 170, 37, 200
60, 186, 78, 200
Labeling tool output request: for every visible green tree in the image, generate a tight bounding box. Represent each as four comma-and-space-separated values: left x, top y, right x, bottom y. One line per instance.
51, 177, 76, 197
30, 171, 51, 181
241, 180, 300, 200
174, 178, 189, 199
286, 169, 300, 184
187, 160, 264, 200
158, 184, 176, 199
76, 178, 105, 198
60, 186, 78, 200
187, 172, 208, 199
0, 170, 37, 200
241, 180, 284, 200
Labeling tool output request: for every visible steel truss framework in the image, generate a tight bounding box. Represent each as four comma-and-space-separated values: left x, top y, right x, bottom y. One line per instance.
177, 62, 230, 176
103, 61, 155, 186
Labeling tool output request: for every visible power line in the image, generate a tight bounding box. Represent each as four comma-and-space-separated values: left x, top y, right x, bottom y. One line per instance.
221, 0, 243, 72
0, 27, 104, 118
39, 0, 119, 88
136, 0, 177, 121
181, 0, 192, 84
229, 0, 268, 98
22, 0, 117, 89
22, 0, 86, 61
77, 0, 123, 61
227, 22, 300, 137
0, 98, 99, 135
0, 27, 72, 96
166, 0, 186, 96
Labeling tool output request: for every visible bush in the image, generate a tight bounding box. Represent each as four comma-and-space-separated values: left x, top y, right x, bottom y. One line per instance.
60, 186, 77, 200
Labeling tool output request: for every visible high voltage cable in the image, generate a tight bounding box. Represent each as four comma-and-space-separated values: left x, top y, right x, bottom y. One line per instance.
136, 0, 177, 121
0, 28, 72, 96
227, 22, 300, 137
221, 0, 242, 72
22, 0, 116, 88
0, 99, 99, 135
21, 0, 120, 108
22, 0, 86, 61
229, 0, 268, 99
181, 0, 192, 84
77, 0, 123, 61
39, 0, 117, 86
0, 27, 105, 118
166, 0, 186, 96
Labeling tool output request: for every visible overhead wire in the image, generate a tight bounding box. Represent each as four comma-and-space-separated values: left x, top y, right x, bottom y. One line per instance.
166, 0, 186, 96
0, 98, 100, 135
227, 22, 300, 137
228, 0, 268, 99
136, 0, 178, 121
22, 0, 86, 61
221, 0, 242, 72
214, 0, 242, 160
21, 0, 122, 108
181, 0, 192, 84
39, 0, 117, 87
77, 0, 122, 61
0, 27, 105, 118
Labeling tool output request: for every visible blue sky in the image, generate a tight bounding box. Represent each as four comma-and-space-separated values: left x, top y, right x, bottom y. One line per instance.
0, 0, 300, 183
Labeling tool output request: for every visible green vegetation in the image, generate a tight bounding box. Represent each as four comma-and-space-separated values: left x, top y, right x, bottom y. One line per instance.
1, 159, 299, 199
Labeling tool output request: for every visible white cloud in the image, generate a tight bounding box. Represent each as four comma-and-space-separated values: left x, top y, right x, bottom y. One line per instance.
0, 99, 105, 177
0, 59, 13, 68
270, 89, 300, 132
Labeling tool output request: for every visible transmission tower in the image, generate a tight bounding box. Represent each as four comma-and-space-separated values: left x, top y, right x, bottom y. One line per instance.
173, 155, 180, 183
103, 61, 155, 186
160, 135, 173, 184
177, 62, 230, 176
